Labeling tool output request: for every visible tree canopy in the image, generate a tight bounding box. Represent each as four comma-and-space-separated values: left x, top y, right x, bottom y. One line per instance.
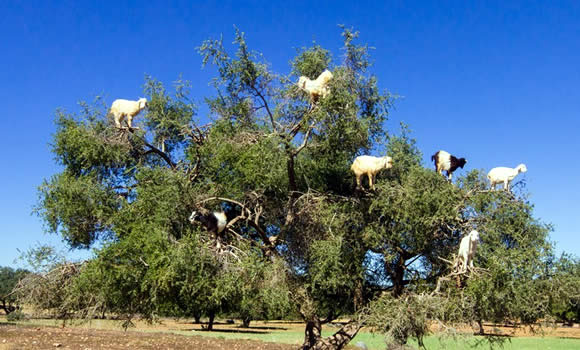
25, 28, 574, 350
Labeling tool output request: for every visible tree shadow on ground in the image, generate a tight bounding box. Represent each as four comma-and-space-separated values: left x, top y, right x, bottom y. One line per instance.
237, 325, 288, 330
179, 327, 270, 334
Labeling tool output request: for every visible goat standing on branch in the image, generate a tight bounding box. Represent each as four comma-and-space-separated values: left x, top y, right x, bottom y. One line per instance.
431, 150, 467, 181
297, 69, 333, 103
457, 230, 480, 273
189, 210, 228, 239
487, 164, 527, 192
109, 98, 148, 129
351, 155, 393, 190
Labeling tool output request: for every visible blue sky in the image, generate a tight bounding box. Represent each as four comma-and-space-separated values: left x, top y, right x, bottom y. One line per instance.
1, 1, 578, 267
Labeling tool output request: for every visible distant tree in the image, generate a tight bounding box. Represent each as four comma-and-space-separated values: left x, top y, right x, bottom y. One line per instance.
0, 266, 29, 314
11, 245, 83, 321
548, 255, 580, 325
28, 27, 570, 350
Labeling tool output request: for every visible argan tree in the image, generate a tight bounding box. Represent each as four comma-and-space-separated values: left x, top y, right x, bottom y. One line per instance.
30, 28, 566, 350
0, 266, 29, 314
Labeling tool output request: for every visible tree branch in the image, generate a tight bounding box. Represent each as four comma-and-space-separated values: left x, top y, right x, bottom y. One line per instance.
196, 196, 247, 211
293, 123, 315, 156
133, 129, 176, 170
288, 104, 316, 138
196, 195, 276, 254
320, 310, 336, 324
250, 86, 276, 132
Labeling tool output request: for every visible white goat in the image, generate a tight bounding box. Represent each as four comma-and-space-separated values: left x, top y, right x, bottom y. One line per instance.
487, 164, 527, 192
297, 70, 333, 102
109, 98, 148, 129
457, 230, 480, 273
351, 155, 393, 190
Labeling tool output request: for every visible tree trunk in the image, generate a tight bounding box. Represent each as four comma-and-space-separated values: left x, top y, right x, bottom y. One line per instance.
301, 320, 362, 350
242, 316, 251, 328
207, 310, 215, 331
477, 319, 485, 335
193, 312, 201, 324
0, 300, 16, 315
353, 278, 363, 311
302, 319, 322, 349
392, 259, 406, 297
287, 156, 297, 193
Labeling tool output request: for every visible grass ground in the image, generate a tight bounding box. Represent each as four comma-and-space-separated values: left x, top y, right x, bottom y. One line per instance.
1, 316, 579, 349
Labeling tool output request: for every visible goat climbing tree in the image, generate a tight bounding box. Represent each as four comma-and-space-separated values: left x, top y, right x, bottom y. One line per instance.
30, 28, 568, 350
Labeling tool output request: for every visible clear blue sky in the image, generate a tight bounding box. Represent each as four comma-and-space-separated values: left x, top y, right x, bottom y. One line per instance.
1, 1, 578, 267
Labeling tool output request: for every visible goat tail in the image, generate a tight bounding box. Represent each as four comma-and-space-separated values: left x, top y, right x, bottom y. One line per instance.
431, 152, 439, 168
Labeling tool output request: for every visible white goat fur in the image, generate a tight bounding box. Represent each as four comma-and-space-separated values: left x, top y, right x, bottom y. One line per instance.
351, 155, 393, 190
487, 164, 527, 191
298, 70, 333, 101
110, 98, 148, 129
457, 230, 480, 273
213, 212, 228, 233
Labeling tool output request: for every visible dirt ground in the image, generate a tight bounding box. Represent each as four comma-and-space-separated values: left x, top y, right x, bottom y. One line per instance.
0, 322, 295, 350
0, 317, 578, 350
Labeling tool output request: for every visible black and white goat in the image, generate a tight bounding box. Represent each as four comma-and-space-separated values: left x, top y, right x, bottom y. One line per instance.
189, 210, 228, 236
431, 150, 467, 181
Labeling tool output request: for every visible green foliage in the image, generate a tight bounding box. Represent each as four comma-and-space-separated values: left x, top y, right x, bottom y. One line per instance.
6, 310, 27, 321
386, 123, 422, 179
235, 255, 292, 323
549, 255, 580, 324
143, 76, 196, 153
292, 44, 331, 79
199, 120, 288, 197
51, 104, 136, 178
36, 172, 120, 247
13, 245, 82, 319
367, 293, 446, 348
0, 267, 29, 298
157, 232, 241, 319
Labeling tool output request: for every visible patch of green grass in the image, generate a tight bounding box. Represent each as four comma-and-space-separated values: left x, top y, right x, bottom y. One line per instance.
162, 328, 580, 350
410, 336, 580, 350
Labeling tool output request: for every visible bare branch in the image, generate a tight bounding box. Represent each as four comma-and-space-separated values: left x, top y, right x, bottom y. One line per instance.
196, 196, 246, 209
288, 105, 316, 138
142, 146, 176, 169
293, 123, 315, 156
138, 257, 149, 267
250, 86, 276, 132
196, 195, 276, 255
